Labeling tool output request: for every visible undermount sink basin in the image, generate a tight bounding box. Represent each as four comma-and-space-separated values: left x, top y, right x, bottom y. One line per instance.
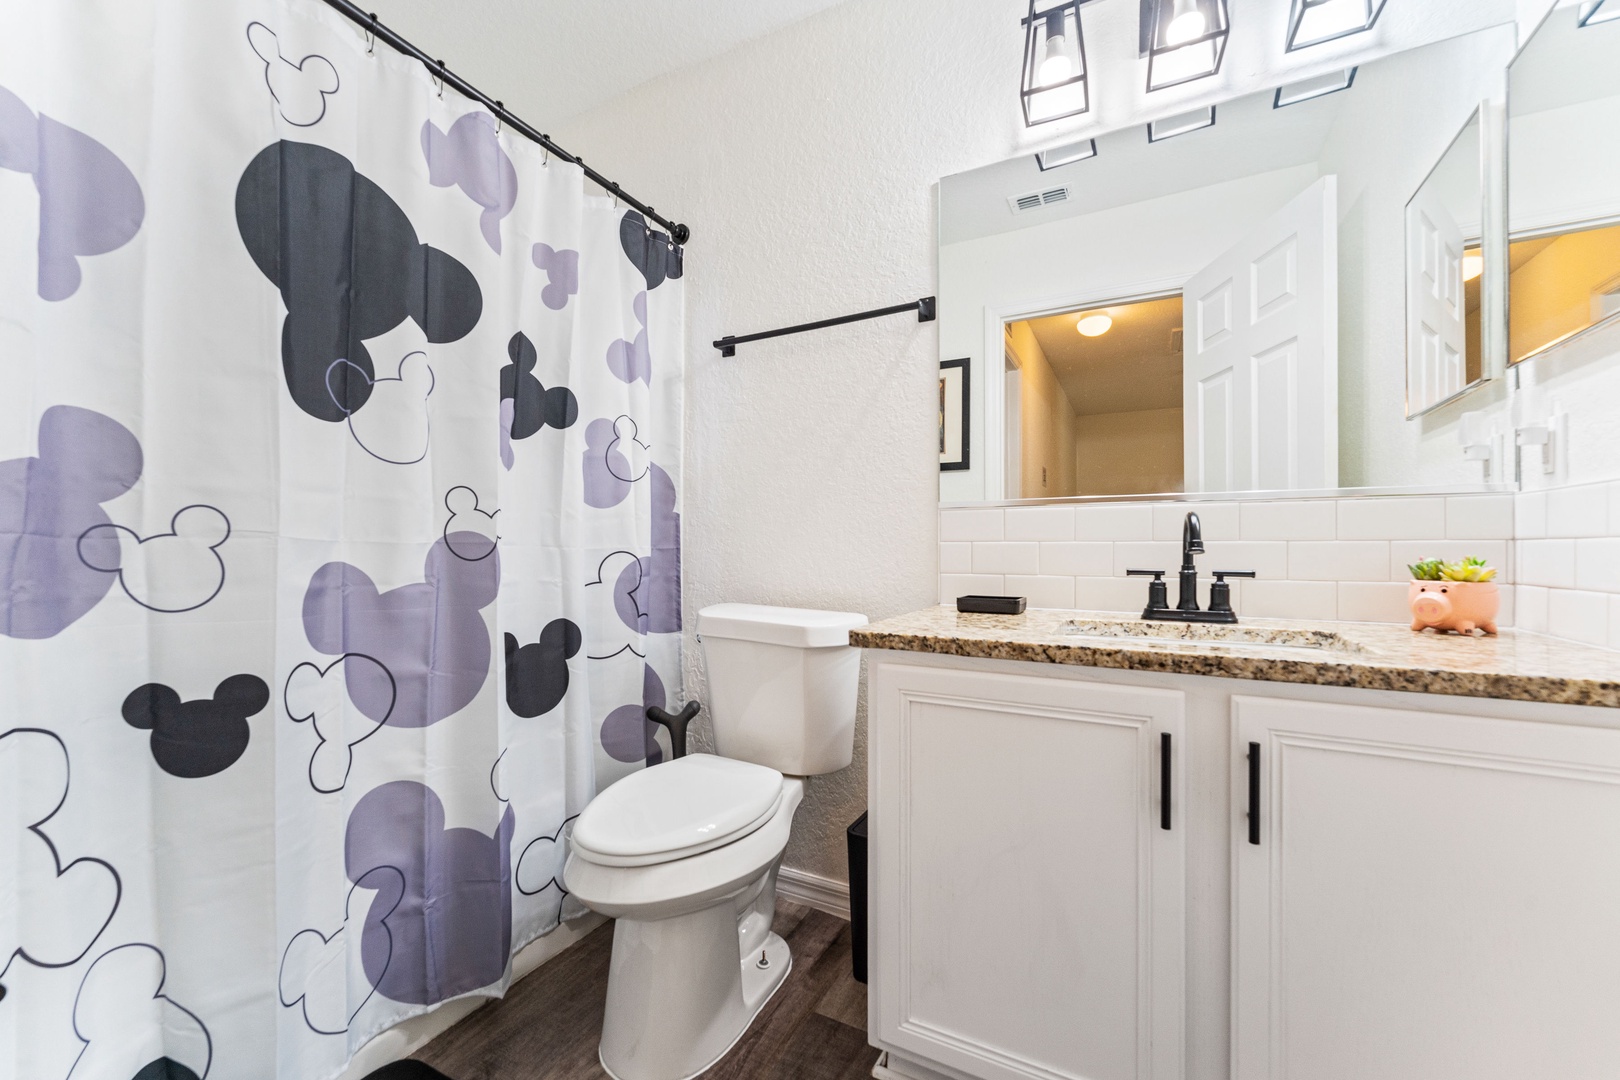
1061, 619, 1364, 657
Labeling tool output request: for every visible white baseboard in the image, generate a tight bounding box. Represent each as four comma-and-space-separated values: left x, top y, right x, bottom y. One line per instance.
335, 912, 607, 1080
777, 865, 852, 921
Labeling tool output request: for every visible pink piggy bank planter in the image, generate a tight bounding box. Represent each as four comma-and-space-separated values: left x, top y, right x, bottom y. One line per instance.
1409, 581, 1499, 635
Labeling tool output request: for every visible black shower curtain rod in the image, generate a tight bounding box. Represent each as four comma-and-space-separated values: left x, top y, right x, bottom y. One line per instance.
319, 0, 690, 245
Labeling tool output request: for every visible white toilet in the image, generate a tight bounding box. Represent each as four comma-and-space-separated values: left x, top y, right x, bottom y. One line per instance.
564, 603, 867, 1080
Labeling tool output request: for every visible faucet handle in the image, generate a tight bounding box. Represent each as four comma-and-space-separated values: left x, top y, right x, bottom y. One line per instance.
1208, 571, 1256, 616
1127, 569, 1171, 617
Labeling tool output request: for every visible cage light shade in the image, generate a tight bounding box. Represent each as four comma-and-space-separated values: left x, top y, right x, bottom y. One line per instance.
1145, 0, 1229, 92
1022, 0, 1089, 126
1286, 0, 1387, 51
1579, 0, 1620, 26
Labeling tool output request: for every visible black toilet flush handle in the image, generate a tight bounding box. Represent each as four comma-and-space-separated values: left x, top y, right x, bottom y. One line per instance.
646, 700, 702, 760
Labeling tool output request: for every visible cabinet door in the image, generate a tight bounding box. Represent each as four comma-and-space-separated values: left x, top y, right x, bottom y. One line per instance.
870, 661, 1185, 1080
1232, 696, 1620, 1080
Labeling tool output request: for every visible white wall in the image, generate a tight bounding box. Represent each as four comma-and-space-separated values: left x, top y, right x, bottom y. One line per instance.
554, 0, 1584, 884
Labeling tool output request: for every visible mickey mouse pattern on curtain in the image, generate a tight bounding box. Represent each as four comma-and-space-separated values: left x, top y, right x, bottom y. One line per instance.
0, 3, 683, 1078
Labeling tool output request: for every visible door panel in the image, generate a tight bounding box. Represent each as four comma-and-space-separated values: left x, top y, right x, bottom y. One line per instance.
871, 663, 1185, 1080
1183, 176, 1337, 492
1233, 696, 1620, 1080
1405, 189, 1468, 413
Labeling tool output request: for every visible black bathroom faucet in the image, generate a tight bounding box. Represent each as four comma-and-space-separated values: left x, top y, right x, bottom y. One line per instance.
1126, 511, 1256, 624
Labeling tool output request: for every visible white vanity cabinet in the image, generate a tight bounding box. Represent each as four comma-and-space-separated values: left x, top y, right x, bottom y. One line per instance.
1231, 695, 1620, 1080
867, 649, 1620, 1080
868, 658, 1187, 1080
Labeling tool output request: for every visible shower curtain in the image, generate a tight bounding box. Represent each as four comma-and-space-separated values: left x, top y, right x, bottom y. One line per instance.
0, 2, 683, 1077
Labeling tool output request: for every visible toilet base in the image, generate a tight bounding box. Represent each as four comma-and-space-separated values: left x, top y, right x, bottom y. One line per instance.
598, 907, 792, 1080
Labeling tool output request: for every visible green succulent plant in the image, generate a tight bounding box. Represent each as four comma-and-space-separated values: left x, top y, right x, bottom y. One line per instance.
1408, 556, 1497, 583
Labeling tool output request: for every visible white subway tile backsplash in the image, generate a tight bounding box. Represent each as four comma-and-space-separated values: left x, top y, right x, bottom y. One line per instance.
1004, 505, 1075, 541
1241, 580, 1338, 620
1547, 589, 1610, 647
1611, 595, 1620, 651
1073, 503, 1154, 541
1337, 581, 1411, 624
1388, 541, 1511, 583
1073, 576, 1150, 613
1517, 585, 1549, 634
1153, 502, 1239, 541
940, 574, 1003, 604
1289, 540, 1390, 581
940, 508, 1003, 542
971, 542, 1039, 575
1445, 495, 1515, 540
1514, 491, 1547, 539
1575, 538, 1620, 594
939, 542, 972, 575
1039, 541, 1114, 577
1005, 575, 1075, 610
1519, 539, 1576, 589
1241, 500, 1336, 540
1200, 540, 1289, 581
1112, 541, 1184, 578
1610, 482, 1620, 537
1337, 498, 1445, 541
936, 483, 1601, 647
1546, 483, 1609, 538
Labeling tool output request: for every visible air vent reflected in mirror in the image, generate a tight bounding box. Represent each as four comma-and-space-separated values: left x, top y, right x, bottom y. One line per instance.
1007, 186, 1070, 214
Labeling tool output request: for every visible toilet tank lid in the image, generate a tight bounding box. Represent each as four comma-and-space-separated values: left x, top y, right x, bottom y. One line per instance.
698, 603, 868, 648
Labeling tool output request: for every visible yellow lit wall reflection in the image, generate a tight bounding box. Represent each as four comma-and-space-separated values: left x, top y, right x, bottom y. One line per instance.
1509, 220, 1620, 363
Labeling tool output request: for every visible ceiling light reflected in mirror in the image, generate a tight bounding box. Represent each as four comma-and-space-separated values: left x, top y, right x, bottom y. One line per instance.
1286, 0, 1388, 53
1076, 313, 1114, 336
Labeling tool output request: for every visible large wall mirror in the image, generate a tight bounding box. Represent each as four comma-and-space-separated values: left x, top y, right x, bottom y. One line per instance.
1508, 3, 1620, 367
939, 24, 1518, 504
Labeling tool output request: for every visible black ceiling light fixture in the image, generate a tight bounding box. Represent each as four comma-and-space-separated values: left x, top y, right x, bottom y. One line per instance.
1036, 138, 1098, 170
1579, 0, 1619, 27
1286, 0, 1387, 52
1272, 66, 1357, 107
1021, 0, 1090, 126
1142, 0, 1230, 92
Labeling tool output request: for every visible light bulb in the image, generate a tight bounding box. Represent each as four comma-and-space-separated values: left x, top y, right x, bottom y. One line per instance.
1039, 16, 1071, 87
1165, 0, 1205, 45
1039, 49, 1072, 87
1462, 253, 1484, 282
1076, 313, 1113, 337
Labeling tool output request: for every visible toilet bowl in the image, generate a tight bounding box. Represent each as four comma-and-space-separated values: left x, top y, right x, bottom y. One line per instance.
563, 603, 866, 1080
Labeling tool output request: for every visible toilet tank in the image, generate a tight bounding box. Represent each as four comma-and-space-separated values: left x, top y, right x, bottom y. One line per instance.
697, 604, 868, 776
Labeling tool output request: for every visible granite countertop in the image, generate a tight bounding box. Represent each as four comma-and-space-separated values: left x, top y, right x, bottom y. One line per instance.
850, 606, 1620, 708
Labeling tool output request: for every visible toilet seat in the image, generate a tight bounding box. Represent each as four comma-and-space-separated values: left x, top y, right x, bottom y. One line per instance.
572, 754, 785, 868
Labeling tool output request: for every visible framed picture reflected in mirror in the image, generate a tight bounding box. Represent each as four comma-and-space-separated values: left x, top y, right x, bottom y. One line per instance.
940, 357, 970, 472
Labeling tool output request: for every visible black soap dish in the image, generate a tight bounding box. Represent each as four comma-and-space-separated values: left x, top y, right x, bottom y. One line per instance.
956, 594, 1026, 615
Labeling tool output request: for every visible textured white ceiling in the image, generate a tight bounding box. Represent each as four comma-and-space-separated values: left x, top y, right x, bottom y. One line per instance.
364, 0, 850, 126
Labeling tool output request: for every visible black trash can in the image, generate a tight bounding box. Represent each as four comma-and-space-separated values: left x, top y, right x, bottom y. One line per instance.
847, 811, 869, 983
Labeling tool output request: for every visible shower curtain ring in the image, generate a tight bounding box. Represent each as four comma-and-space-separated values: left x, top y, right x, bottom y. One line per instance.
433, 59, 446, 98
611, 183, 620, 209
541, 138, 550, 166
494, 101, 503, 135
365, 12, 377, 54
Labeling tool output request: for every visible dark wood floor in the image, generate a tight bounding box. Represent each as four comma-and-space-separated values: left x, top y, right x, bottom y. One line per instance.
414, 901, 879, 1080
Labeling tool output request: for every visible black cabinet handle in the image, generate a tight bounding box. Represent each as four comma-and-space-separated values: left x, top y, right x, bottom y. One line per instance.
1160, 731, 1172, 830
1247, 741, 1261, 845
